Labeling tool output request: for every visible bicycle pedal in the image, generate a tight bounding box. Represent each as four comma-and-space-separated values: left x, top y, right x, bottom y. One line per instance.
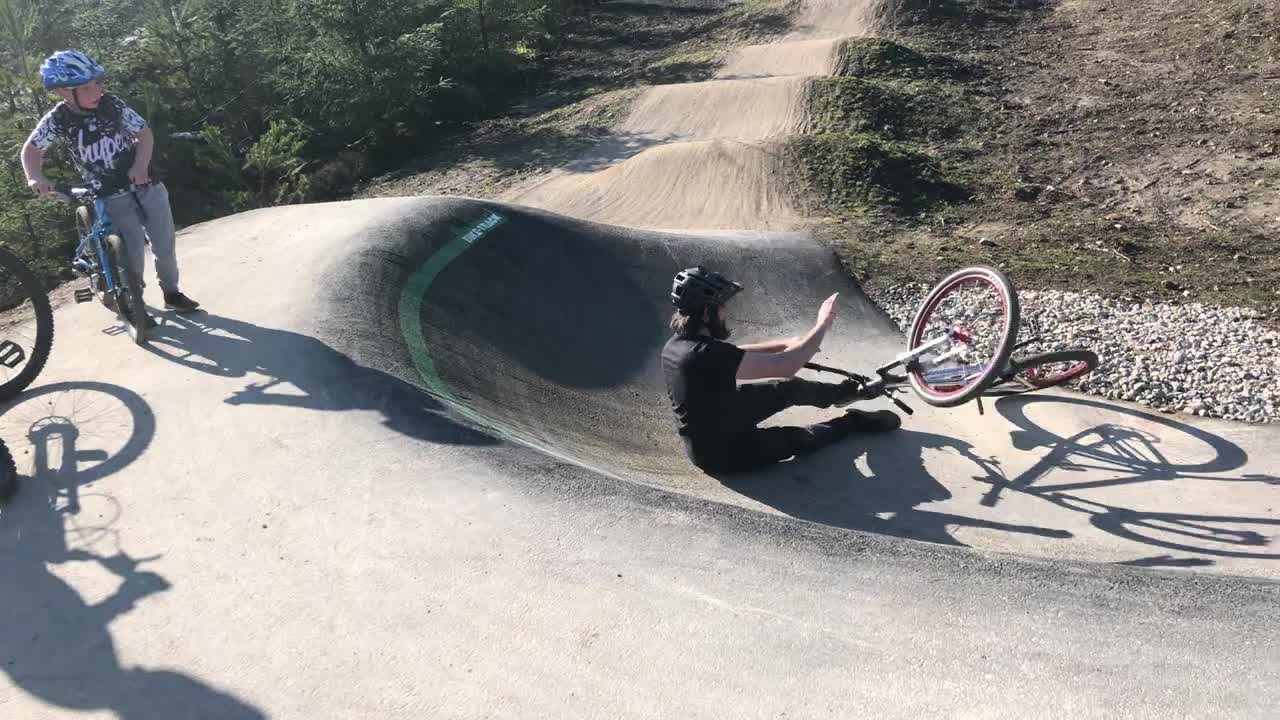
0, 340, 24, 368
74, 287, 95, 303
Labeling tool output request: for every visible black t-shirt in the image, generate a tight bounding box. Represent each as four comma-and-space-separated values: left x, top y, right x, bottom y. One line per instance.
661, 332, 745, 441
28, 94, 147, 195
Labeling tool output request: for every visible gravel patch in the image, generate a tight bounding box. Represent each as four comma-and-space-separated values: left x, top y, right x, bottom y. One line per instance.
871, 283, 1280, 424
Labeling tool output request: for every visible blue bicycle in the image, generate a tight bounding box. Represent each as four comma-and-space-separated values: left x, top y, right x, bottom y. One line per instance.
54, 184, 151, 344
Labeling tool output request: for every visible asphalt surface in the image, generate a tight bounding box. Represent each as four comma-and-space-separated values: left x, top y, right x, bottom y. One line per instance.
341, 197, 1280, 578
0, 197, 1276, 719
3, 0, 1279, 713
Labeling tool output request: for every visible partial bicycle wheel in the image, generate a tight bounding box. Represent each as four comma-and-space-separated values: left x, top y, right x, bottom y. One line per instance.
105, 234, 149, 345
0, 437, 15, 502
1010, 349, 1098, 390
0, 245, 55, 403
906, 265, 1020, 407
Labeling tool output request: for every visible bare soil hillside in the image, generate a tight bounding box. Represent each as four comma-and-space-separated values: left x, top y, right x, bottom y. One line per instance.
814, 0, 1280, 323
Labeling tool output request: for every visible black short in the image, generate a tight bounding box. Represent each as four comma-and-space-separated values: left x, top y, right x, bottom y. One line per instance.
682, 378, 857, 474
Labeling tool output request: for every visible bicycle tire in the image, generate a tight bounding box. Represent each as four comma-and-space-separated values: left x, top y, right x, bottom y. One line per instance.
106, 234, 149, 345
1009, 349, 1098, 390
0, 245, 55, 403
76, 208, 114, 309
906, 265, 1020, 408
0, 437, 14, 502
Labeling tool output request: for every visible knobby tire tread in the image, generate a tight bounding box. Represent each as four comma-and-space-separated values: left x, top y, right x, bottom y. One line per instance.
0, 245, 55, 403
106, 235, 148, 345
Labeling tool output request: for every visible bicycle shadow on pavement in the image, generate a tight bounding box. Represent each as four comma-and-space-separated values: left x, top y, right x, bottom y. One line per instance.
0, 382, 265, 719
142, 310, 501, 447
989, 394, 1280, 563
715, 393, 1279, 565
713, 426, 1074, 547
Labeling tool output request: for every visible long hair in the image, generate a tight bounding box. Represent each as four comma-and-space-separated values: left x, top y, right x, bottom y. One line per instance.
670, 310, 706, 336
670, 306, 730, 339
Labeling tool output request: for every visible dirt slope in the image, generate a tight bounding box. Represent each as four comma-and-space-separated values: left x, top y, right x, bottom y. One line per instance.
501, 0, 884, 228
833, 0, 1280, 319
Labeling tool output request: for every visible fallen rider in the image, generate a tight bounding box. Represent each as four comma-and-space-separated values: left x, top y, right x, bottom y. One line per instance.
660, 265, 900, 474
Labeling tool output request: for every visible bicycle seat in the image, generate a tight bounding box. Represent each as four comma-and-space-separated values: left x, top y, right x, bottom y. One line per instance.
70, 187, 92, 198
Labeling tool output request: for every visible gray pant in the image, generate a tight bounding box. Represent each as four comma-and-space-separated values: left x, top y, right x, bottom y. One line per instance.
104, 182, 180, 294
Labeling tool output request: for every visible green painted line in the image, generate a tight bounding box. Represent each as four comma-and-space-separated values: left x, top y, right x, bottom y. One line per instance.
398, 211, 506, 409
396, 209, 633, 481
397, 210, 550, 454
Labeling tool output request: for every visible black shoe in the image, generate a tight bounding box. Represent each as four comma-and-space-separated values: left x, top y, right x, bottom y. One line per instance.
839, 408, 902, 432
164, 291, 200, 313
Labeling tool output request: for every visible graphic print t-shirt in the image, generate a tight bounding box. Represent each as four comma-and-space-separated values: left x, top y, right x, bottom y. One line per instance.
28, 95, 147, 195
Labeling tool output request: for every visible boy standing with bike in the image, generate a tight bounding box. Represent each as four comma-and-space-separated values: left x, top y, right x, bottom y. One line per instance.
19, 49, 200, 317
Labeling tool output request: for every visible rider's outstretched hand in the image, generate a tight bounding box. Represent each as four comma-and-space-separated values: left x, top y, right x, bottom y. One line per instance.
817, 292, 839, 330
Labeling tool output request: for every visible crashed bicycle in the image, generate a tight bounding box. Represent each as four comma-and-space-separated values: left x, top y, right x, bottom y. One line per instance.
808, 265, 1099, 416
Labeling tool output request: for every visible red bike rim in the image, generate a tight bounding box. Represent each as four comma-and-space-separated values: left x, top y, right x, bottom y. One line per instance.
1020, 358, 1092, 388
908, 272, 1013, 400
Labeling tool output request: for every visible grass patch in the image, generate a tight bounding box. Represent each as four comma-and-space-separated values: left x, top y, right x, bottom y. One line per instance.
805, 78, 912, 136
786, 132, 969, 215
884, 0, 1043, 27
805, 75, 977, 142
835, 37, 949, 78
789, 34, 982, 219
533, 88, 644, 132
643, 49, 724, 83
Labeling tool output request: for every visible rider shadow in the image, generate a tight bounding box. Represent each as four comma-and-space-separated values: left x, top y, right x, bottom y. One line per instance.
142, 311, 501, 446
0, 386, 264, 719
714, 427, 1073, 547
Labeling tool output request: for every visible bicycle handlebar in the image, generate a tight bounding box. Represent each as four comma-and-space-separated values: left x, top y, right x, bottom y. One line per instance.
803, 361, 915, 415
50, 182, 156, 203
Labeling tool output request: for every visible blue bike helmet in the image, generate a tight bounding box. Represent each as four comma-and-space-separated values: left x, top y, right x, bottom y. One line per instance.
670, 266, 743, 313
40, 50, 106, 90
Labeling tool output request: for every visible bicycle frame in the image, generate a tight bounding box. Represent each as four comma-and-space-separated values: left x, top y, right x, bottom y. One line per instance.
60, 188, 123, 297
805, 314, 1063, 417
805, 327, 974, 416
904, 316, 1048, 389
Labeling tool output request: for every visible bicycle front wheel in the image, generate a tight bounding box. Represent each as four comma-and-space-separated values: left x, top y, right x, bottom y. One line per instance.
0, 437, 15, 502
106, 235, 150, 345
0, 244, 54, 403
906, 265, 1020, 407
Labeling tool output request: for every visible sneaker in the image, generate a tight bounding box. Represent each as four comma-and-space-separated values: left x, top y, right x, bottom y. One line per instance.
163, 291, 200, 313
839, 408, 902, 432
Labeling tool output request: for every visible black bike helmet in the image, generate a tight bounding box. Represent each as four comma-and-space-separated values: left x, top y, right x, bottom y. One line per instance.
670, 266, 743, 313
